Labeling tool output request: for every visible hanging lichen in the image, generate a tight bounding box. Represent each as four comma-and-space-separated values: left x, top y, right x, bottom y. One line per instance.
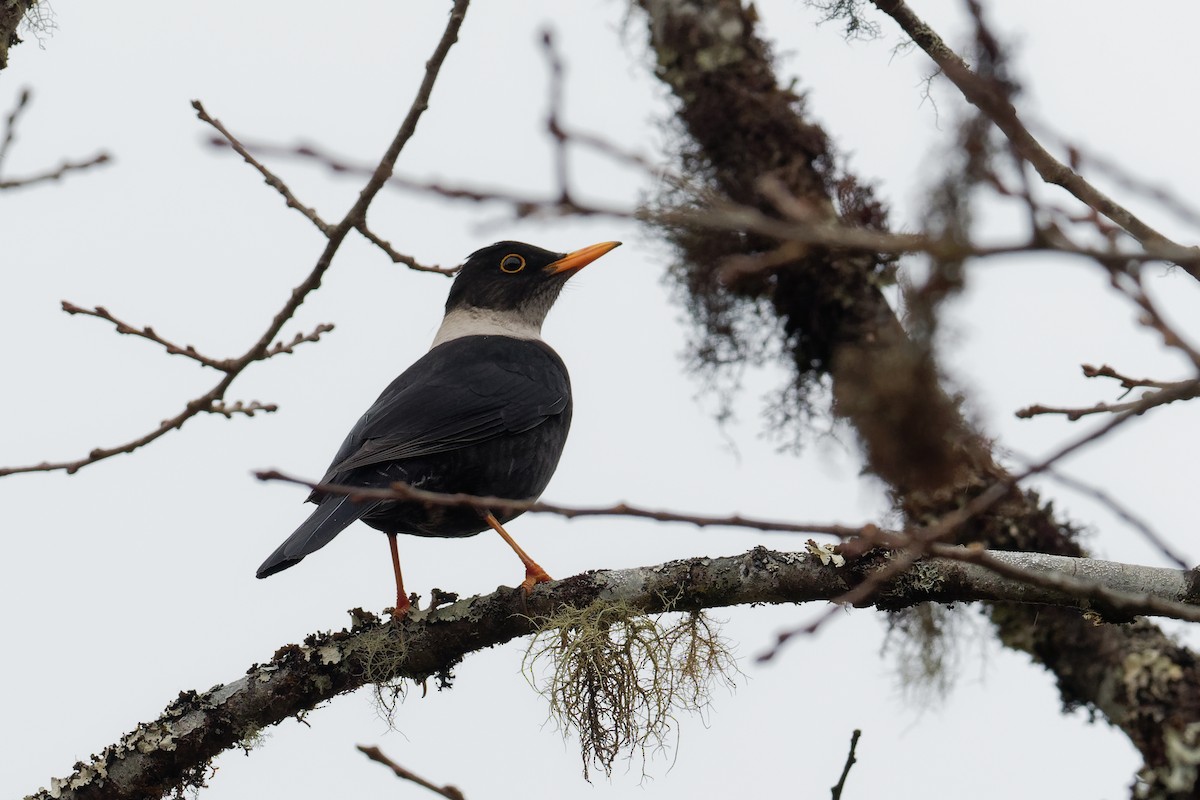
522, 599, 739, 780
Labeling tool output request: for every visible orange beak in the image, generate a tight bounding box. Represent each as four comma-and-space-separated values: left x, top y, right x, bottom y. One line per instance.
546, 241, 622, 275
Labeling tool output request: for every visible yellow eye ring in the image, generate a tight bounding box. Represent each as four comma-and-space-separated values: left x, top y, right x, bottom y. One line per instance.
500, 253, 526, 273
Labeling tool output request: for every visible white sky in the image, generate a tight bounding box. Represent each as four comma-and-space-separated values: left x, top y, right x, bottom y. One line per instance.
3, 2, 1199, 798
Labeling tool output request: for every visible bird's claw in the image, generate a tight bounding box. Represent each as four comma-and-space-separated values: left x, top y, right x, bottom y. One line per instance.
520, 568, 554, 594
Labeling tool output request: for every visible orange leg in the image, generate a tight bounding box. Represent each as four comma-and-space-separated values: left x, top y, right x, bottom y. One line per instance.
483, 512, 553, 592
387, 532, 411, 618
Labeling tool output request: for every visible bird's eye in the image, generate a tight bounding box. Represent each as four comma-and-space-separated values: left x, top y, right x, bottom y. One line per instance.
500, 254, 526, 273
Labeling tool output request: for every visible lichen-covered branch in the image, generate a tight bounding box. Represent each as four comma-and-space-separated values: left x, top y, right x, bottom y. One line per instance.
635, 2, 1200, 796
26, 546, 1200, 800
0, 1, 36, 71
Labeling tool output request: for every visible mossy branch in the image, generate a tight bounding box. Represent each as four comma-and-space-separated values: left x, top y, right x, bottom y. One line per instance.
26, 546, 1199, 800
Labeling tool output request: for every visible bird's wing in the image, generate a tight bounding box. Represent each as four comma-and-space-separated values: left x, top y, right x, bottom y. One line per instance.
320, 337, 570, 480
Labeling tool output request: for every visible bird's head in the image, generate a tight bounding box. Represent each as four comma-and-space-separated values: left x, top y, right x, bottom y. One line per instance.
445, 241, 621, 326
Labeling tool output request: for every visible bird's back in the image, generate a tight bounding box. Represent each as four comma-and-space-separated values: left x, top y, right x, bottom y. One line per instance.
256, 335, 572, 577
344, 336, 573, 537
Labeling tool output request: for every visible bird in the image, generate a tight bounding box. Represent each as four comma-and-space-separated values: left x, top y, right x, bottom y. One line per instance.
256, 239, 621, 616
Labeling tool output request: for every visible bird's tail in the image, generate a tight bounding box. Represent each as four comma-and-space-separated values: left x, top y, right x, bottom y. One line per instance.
256, 496, 377, 578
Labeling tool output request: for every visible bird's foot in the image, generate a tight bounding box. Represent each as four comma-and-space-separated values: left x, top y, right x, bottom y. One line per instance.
519, 567, 554, 594
389, 592, 412, 620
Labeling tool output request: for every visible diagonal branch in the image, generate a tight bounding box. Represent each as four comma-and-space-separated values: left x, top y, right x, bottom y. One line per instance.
0, 0, 471, 478
0, 88, 112, 189
869, 0, 1200, 277
196, 108, 331, 235
357, 745, 466, 800
60, 301, 234, 370
634, 2, 1200, 792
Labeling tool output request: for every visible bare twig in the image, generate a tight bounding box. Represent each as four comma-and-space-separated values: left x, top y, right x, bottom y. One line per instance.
0, 0, 471, 478
213, 138, 1200, 274
1014, 390, 1198, 422
60, 301, 232, 370
253, 468, 875, 539
353, 220, 455, 275
541, 29, 571, 204
0, 88, 113, 189
253, 468, 1200, 630
1083, 363, 1192, 393
758, 378, 1197, 659
1052, 134, 1200, 232
0, 87, 29, 171
830, 729, 861, 800
869, 0, 1200, 277
1034, 464, 1190, 570
195, 110, 330, 235
196, 114, 452, 275
1120, 270, 1200, 369
357, 745, 465, 800
0, 151, 111, 189
208, 400, 278, 419
263, 323, 336, 358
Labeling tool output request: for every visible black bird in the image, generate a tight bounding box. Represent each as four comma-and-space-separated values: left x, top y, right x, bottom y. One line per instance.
256, 240, 621, 615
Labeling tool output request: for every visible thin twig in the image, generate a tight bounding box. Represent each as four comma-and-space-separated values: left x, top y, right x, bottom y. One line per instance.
0, 151, 111, 189
1121, 270, 1200, 369
0, 87, 30, 172
0, 88, 108, 188
1031, 464, 1190, 570
1014, 389, 1198, 422
353, 220, 456, 275
253, 469, 876, 539
209, 400, 278, 419
213, 138, 1200, 271
869, 0, 1200, 277
196, 114, 452, 275
1052, 136, 1200, 231
356, 745, 466, 800
254, 468, 1200, 630
195, 111, 331, 235
0, 0, 472, 478
541, 29, 572, 205
1083, 363, 1190, 393
757, 379, 1197, 659
60, 301, 233, 370
263, 323, 336, 358
830, 729, 861, 800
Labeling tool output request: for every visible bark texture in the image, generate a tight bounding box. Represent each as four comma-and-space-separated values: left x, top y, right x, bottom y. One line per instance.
27, 547, 1198, 800
0, 0, 36, 70
637, 2, 1200, 796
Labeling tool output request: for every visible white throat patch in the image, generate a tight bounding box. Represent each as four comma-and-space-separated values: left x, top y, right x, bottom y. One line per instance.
430, 307, 545, 349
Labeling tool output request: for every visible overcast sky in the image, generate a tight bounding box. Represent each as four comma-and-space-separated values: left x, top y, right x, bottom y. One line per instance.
3, 2, 1199, 798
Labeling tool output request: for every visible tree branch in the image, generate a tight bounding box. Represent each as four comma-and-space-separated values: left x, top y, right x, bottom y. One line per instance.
25, 546, 1199, 800
357, 745, 466, 800
869, 0, 1200, 277
634, 2, 1200, 793
0, 0, 470, 478
830, 729, 861, 800
0, 88, 112, 189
